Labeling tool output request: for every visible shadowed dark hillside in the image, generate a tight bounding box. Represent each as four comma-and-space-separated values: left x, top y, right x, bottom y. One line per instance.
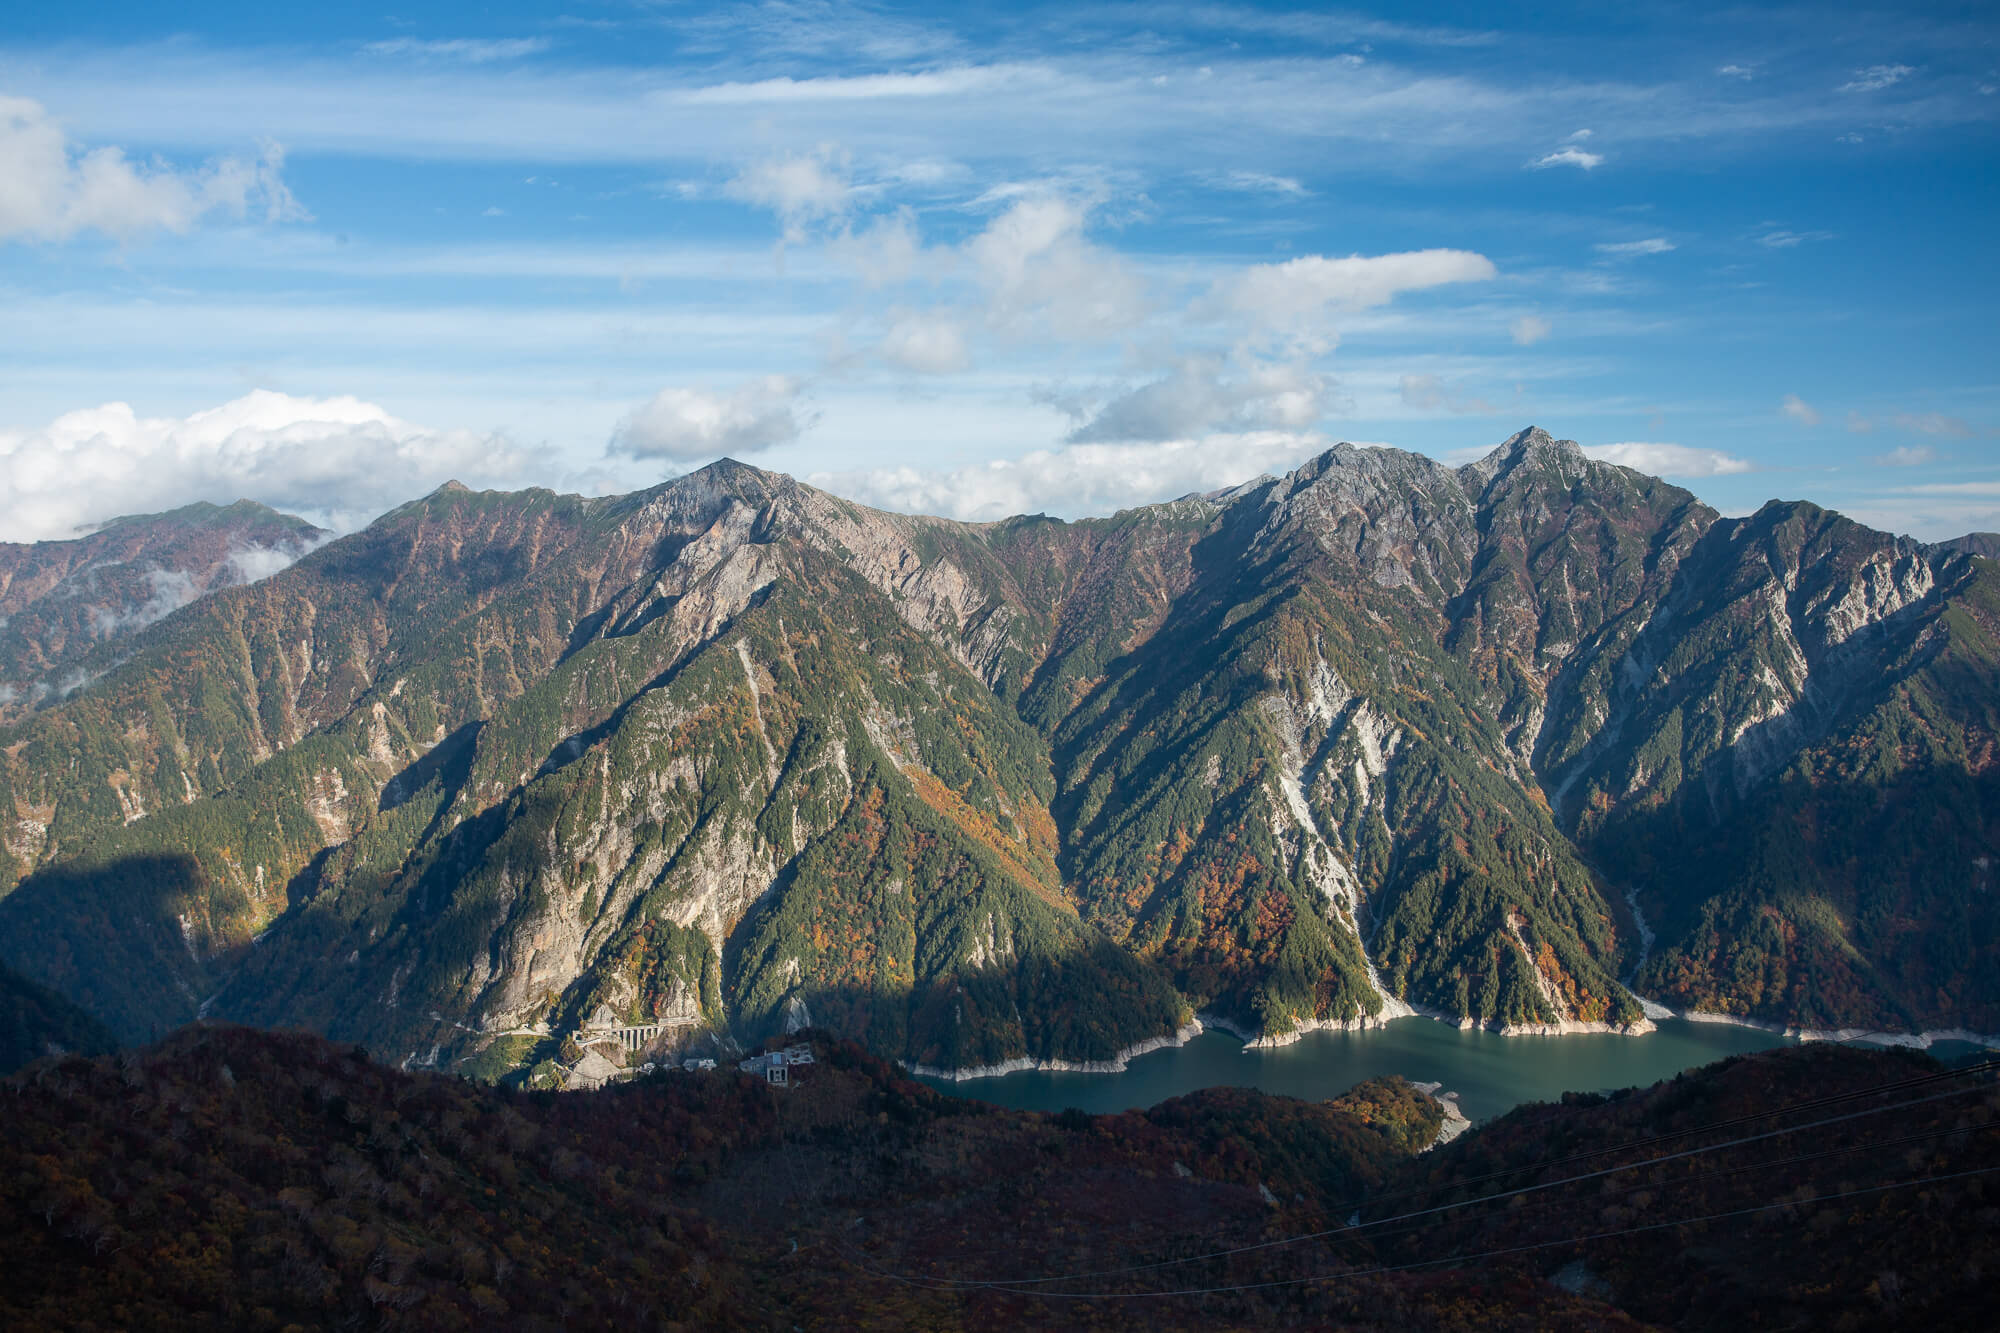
2, 1027, 1993, 1329
0, 960, 116, 1074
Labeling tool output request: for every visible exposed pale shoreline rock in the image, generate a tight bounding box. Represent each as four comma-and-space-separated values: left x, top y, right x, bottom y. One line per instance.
1642, 1000, 2000, 1050
902, 997, 1997, 1084
1216, 1003, 1656, 1048
1411, 1079, 1472, 1149
903, 1021, 1206, 1082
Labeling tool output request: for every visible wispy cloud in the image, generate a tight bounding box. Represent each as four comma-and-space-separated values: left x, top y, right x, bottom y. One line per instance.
1717, 64, 1756, 80
1846, 410, 1982, 439
1399, 373, 1494, 415
1893, 411, 1977, 437
1509, 314, 1552, 345
675, 66, 1031, 106
1595, 237, 1674, 256
361, 37, 551, 63
1782, 394, 1821, 425
1839, 64, 1915, 93
1530, 146, 1604, 170
1216, 170, 1308, 196
0, 95, 303, 244
1872, 444, 1937, 466
1585, 441, 1753, 477
1063, 357, 1331, 442
610, 377, 811, 460
725, 146, 856, 242
811, 432, 1326, 522
1757, 229, 1833, 248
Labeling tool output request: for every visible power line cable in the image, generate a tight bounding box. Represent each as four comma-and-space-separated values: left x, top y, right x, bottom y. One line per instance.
1345, 1113, 1997, 1252
886, 1072, 1997, 1291
849, 1163, 2000, 1301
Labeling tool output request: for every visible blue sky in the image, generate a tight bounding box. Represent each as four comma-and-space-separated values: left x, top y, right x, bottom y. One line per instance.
1, 1, 1995, 541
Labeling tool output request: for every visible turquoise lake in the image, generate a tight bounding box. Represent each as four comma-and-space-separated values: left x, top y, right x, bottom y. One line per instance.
919, 1018, 1816, 1123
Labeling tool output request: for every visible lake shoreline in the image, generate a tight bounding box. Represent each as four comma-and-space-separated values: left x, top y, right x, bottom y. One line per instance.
1203, 1006, 1656, 1049
907, 1001, 1995, 1086
903, 1021, 1207, 1082
1639, 999, 2000, 1050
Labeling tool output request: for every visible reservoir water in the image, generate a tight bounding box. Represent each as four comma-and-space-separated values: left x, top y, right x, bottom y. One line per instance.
920, 1017, 1809, 1123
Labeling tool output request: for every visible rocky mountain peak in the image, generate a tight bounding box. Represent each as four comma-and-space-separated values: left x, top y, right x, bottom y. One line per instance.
1458, 426, 1586, 483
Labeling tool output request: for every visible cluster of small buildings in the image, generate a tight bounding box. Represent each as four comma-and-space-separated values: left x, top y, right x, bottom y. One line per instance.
738, 1044, 815, 1086
559, 1039, 815, 1091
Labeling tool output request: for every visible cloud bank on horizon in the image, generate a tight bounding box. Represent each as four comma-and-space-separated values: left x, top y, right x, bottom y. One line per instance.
0, 0, 1994, 542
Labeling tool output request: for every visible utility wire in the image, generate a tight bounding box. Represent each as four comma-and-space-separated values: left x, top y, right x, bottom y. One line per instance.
1346, 1113, 1997, 1252
1360, 1056, 1997, 1210
885, 1072, 1998, 1291
850, 1163, 2000, 1301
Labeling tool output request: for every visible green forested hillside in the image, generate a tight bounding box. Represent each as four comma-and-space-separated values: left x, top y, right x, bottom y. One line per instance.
0, 430, 1992, 1078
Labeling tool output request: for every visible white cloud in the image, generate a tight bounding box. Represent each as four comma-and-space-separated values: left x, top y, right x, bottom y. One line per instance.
810, 432, 1327, 521
1584, 442, 1753, 478
1840, 65, 1914, 93
1064, 357, 1330, 442
1718, 64, 1756, 80
1399, 374, 1495, 415
876, 311, 971, 374
1509, 314, 1552, 345
1872, 445, 1938, 466
1782, 394, 1821, 426
0, 390, 535, 541
1595, 237, 1674, 256
1757, 229, 1832, 248
965, 196, 1150, 339
676, 67, 1027, 106
362, 38, 551, 63
1529, 146, 1604, 170
827, 210, 927, 287
611, 377, 811, 461
1211, 248, 1497, 352
0, 95, 303, 243
726, 146, 855, 241
1217, 170, 1308, 196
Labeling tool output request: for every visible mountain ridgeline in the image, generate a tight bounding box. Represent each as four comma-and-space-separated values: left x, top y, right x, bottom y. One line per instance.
0, 429, 1993, 1080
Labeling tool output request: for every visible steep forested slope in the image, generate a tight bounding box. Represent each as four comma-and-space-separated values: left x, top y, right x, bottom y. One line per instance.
0, 430, 1993, 1078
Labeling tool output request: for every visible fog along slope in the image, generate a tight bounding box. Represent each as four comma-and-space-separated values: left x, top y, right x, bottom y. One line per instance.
0, 501, 327, 726
0, 429, 1993, 1079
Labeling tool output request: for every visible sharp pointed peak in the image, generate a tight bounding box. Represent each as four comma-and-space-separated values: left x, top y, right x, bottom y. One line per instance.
1496, 425, 1579, 458
1457, 426, 1588, 484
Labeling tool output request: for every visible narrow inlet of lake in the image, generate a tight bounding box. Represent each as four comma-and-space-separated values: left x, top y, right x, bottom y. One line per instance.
919, 1017, 1809, 1123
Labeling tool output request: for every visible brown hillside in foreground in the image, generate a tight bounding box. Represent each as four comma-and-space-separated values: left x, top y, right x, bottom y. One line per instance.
2, 1026, 1994, 1329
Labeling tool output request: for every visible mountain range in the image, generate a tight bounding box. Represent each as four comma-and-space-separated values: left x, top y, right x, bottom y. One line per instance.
0, 429, 1993, 1080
